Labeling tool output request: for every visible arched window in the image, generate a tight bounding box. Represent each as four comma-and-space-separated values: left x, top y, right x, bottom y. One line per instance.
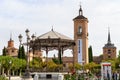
78, 26, 82, 34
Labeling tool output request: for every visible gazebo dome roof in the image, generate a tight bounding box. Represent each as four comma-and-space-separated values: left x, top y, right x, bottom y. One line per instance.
38, 29, 73, 40
30, 29, 75, 52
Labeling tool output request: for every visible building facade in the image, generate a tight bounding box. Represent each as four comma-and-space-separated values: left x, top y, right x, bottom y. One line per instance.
103, 29, 116, 60
5, 37, 18, 57
73, 5, 89, 64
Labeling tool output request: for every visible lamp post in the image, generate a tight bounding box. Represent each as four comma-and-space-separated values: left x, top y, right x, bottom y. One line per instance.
25, 29, 30, 73
9, 60, 12, 80
18, 29, 36, 78
18, 34, 22, 46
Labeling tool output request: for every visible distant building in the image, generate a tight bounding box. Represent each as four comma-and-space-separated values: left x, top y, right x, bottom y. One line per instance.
4, 35, 42, 61
28, 50, 43, 62
5, 37, 18, 57
93, 55, 103, 64
103, 29, 116, 60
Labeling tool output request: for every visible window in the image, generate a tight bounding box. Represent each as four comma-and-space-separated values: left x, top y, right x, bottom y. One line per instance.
108, 49, 111, 54
12, 50, 14, 52
78, 26, 82, 33
108, 56, 111, 58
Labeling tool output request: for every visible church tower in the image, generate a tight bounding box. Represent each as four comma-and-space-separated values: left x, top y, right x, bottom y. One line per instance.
73, 5, 89, 64
5, 34, 18, 57
103, 29, 116, 60
8, 36, 14, 48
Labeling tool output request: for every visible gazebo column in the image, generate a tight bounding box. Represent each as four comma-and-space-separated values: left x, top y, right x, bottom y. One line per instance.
72, 46, 75, 71
58, 45, 62, 64
46, 47, 48, 63
45, 47, 48, 72
61, 47, 64, 57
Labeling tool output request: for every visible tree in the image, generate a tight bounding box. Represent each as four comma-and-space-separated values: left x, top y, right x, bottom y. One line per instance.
118, 50, 120, 62
21, 45, 26, 59
52, 58, 59, 64
30, 57, 43, 71
68, 63, 82, 71
2, 47, 7, 56
0, 75, 8, 80
47, 61, 58, 71
88, 46, 93, 63
84, 62, 99, 73
18, 45, 26, 59
0, 56, 26, 76
58, 52, 62, 64
18, 46, 22, 59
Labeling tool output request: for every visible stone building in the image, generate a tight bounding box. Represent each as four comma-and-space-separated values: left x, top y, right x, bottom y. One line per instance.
93, 55, 103, 64
103, 29, 116, 60
5, 37, 18, 57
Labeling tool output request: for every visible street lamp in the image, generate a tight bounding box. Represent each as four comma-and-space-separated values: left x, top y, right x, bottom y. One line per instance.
25, 29, 30, 73
18, 29, 35, 78
9, 60, 12, 80
31, 34, 36, 41
18, 34, 23, 46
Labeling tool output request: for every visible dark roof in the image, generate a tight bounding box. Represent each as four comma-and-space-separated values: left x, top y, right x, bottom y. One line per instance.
73, 15, 87, 20
73, 5, 88, 20
103, 43, 116, 48
103, 28, 116, 48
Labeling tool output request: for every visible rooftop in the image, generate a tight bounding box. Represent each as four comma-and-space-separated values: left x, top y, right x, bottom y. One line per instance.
38, 29, 73, 40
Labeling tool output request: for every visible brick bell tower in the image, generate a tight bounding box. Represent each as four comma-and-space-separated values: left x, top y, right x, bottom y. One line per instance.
73, 5, 89, 64
103, 28, 116, 60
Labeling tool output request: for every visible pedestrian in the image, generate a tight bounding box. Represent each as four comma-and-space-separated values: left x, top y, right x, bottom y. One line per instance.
112, 72, 115, 80
113, 71, 118, 80
117, 72, 119, 80
107, 71, 110, 80
34, 73, 38, 80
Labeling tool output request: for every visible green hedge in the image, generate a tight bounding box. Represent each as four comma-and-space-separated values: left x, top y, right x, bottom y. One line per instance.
0, 75, 8, 80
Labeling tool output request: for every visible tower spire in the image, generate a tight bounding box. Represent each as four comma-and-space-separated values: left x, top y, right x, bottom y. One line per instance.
79, 4, 83, 16
108, 27, 111, 44
51, 26, 53, 31
10, 32, 12, 41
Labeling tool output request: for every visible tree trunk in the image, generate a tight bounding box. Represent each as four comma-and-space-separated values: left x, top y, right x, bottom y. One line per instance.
12, 70, 15, 76
19, 69, 21, 76
2, 68, 5, 75
7, 69, 10, 76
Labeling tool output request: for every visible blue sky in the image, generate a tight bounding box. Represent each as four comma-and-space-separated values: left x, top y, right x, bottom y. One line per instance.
0, 0, 120, 57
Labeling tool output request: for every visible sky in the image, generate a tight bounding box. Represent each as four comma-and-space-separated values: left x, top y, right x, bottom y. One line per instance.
0, 0, 120, 57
